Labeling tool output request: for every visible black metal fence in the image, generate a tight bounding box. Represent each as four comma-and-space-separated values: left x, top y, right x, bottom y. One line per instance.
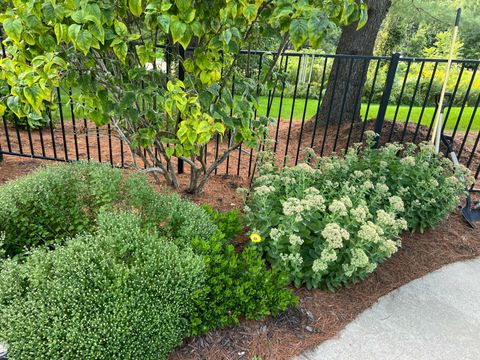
1, 47, 479, 185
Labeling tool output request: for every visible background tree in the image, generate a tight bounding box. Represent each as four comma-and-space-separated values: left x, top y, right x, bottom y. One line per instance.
316, 0, 391, 125
375, 0, 480, 58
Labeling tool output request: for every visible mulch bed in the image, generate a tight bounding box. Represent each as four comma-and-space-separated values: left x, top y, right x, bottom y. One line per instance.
0, 120, 479, 360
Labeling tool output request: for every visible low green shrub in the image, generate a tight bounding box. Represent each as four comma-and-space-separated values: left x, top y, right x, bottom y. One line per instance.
141, 193, 218, 242
0, 211, 205, 360
201, 205, 244, 240
0, 162, 296, 341
243, 134, 472, 290
181, 206, 297, 336
0, 162, 158, 257
122, 196, 297, 335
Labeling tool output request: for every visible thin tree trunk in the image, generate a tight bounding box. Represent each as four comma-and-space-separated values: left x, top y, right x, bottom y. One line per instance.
317, 0, 392, 125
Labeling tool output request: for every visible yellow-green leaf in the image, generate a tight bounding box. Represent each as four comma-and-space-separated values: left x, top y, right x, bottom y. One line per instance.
178, 26, 192, 49
76, 30, 93, 55
54, 23, 68, 44
129, 0, 143, 17
243, 4, 257, 23
3, 18, 23, 43
23, 85, 43, 111
157, 14, 170, 33
196, 120, 211, 134
214, 122, 225, 134
175, 0, 190, 12
114, 20, 128, 36
135, 45, 151, 66
113, 41, 128, 63
68, 24, 81, 42
165, 146, 175, 158
171, 19, 186, 44
289, 18, 308, 50
357, 3, 368, 30
89, 22, 105, 44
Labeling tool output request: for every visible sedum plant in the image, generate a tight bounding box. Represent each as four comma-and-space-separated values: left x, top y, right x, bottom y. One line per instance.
0, 210, 205, 360
243, 133, 472, 290
0, 0, 367, 193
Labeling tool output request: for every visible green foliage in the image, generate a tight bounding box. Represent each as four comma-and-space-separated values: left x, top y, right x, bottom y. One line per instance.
377, 0, 480, 59
120, 193, 296, 336
362, 59, 479, 108
0, 0, 366, 192
141, 192, 218, 242
185, 206, 297, 336
0, 162, 295, 354
0, 162, 126, 257
0, 162, 221, 258
0, 211, 205, 360
243, 133, 472, 290
201, 204, 244, 239
0, 232, 5, 260
423, 31, 463, 59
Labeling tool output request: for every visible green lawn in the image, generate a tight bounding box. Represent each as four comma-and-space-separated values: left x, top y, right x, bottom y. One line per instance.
254, 96, 480, 132
53, 91, 479, 133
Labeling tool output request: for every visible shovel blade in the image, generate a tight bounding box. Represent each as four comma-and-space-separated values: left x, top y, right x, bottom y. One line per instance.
462, 206, 480, 228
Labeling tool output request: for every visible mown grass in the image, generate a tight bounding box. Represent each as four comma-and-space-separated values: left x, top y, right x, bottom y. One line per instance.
254, 96, 480, 132
53, 92, 479, 133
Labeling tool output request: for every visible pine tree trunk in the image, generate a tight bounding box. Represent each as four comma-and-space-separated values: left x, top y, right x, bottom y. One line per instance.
317, 0, 392, 125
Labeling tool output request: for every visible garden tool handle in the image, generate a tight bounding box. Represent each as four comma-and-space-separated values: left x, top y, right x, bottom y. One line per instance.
431, 8, 461, 148
455, 8, 462, 26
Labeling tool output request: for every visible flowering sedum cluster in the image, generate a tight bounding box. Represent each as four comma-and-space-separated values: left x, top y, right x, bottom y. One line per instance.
243, 136, 472, 290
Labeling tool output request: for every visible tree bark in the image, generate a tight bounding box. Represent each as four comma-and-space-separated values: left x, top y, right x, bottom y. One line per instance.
317, 0, 392, 125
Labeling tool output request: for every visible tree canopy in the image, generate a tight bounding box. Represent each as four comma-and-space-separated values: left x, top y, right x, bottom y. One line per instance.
0, 0, 366, 192
376, 0, 480, 58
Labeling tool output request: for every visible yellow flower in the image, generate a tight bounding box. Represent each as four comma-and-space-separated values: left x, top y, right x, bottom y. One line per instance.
250, 233, 263, 243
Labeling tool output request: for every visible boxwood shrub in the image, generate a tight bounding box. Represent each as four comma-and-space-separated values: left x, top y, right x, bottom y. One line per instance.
187, 206, 297, 335
0, 211, 205, 360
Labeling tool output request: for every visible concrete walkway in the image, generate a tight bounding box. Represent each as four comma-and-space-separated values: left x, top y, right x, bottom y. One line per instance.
297, 258, 480, 360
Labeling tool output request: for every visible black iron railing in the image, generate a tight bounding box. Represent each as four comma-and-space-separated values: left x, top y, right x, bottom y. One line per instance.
0, 46, 479, 184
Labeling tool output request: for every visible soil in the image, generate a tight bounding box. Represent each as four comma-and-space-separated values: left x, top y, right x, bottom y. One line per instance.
0, 121, 479, 360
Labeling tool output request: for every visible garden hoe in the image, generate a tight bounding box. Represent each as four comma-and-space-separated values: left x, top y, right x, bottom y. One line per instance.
430, 8, 480, 228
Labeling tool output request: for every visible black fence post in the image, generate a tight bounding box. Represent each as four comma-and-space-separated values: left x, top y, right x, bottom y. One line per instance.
177, 46, 185, 174
374, 52, 401, 147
